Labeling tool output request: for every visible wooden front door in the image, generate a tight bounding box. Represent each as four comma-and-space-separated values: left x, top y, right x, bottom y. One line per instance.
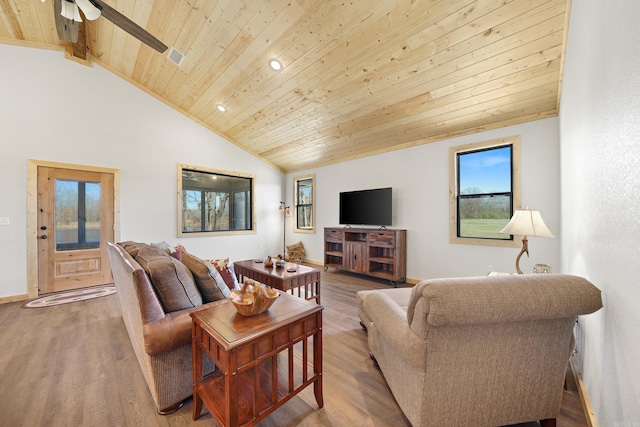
37, 167, 114, 294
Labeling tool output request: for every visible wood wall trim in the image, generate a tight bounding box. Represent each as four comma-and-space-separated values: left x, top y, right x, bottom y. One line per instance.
570, 354, 598, 427
0, 294, 28, 305
448, 135, 522, 248
26, 160, 121, 299
555, 0, 573, 109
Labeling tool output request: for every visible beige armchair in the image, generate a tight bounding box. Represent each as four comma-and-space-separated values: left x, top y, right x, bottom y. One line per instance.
357, 274, 602, 427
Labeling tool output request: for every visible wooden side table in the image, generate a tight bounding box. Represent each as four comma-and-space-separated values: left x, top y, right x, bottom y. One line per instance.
191, 292, 323, 427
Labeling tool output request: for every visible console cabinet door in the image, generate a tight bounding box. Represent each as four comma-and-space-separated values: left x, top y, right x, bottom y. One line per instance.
345, 242, 367, 273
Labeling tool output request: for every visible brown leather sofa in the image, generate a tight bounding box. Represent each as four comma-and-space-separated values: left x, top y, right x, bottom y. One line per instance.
107, 242, 221, 414
357, 274, 602, 427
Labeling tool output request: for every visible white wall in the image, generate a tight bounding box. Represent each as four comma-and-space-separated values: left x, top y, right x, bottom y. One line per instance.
560, 0, 640, 424
286, 117, 561, 281
0, 45, 284, 299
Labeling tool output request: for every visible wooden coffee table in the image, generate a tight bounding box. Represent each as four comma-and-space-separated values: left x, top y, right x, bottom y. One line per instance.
191, 292, 323, 427
234, 260, 321, 304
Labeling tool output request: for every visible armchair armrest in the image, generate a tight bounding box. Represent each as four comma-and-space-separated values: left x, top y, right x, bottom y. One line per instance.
365, 292, 426, 369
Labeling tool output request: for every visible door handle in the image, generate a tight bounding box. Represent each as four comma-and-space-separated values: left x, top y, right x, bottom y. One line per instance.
40, 226, 47, 230
40, 235, 48, 239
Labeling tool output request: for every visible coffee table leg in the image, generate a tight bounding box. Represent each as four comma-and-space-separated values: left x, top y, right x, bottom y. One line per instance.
314, 374, 324, 408
193, 392, 203, 420
314, 314, 324, 408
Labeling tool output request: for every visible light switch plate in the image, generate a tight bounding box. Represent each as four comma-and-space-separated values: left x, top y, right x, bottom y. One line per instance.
0, 217, 9, 226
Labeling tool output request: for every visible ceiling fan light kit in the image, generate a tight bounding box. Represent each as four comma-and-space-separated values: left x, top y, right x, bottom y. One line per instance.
76, 0, 101, 21
60, 0, 82, 22
45, 0, 168, 53
57, 0, 100, 22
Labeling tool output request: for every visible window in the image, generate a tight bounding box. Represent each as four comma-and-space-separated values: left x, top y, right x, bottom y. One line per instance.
293, 174, 315, 233
178, 165, 255, 236
449, 136, 521, 247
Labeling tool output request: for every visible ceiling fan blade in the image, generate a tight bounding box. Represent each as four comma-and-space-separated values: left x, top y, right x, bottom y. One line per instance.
53, 0, 79, 42
76, 0, 101, 21
88, 0, 168, 53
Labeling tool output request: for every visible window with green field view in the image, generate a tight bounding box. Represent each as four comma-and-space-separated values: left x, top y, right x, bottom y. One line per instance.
179, 166, 255, 236
449, 136, 521, 246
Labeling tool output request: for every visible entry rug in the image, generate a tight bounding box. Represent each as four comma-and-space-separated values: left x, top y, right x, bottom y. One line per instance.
22, 285, 117, 308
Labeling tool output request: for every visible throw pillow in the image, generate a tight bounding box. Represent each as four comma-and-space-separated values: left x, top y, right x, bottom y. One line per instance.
151, 240, 174, 252
170, 244, 187, 261
181, 252, 230, 302
120, 241, 152, 258
136, 246, 171, 260
209, 258, 241, 291
135, 251, 202, 312
150, 241, 188, 261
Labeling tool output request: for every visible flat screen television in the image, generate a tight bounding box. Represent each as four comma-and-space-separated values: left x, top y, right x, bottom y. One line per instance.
339, 187, 392, 226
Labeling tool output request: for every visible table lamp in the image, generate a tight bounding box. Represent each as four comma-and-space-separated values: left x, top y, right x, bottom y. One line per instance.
499, 208, 554, 274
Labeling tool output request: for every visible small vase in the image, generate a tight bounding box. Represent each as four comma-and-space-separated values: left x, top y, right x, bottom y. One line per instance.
533, 264, 551, 273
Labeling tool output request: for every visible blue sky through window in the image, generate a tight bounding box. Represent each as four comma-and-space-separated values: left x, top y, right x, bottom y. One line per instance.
459, 146, 511, 193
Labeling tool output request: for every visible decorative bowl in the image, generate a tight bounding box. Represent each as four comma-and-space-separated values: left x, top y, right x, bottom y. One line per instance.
229, 279, 279, 316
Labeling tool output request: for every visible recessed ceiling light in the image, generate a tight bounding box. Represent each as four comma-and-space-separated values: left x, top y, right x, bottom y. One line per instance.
216, 104, 227, 112
269, 59, 283, 71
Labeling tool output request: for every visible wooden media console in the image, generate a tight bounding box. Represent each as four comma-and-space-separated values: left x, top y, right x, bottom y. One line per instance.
324, 227, 406, 286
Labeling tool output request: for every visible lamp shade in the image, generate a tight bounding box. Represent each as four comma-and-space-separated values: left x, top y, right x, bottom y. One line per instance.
499, 209, 554, 238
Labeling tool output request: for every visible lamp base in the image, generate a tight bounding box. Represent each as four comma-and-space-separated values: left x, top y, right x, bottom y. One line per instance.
515, 236, 529, 274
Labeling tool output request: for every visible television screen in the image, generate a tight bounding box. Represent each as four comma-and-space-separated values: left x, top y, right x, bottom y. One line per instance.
339, 187, 392, 226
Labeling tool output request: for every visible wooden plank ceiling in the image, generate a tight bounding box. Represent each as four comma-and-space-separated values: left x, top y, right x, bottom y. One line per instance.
0, 0, 569, 173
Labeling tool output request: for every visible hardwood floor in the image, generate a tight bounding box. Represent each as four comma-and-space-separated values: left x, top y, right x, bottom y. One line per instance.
0, 269, 588, 427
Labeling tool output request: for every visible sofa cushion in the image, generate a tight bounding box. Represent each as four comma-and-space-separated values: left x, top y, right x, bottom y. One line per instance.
135, 250, 203, 312
181, 252, 230, 302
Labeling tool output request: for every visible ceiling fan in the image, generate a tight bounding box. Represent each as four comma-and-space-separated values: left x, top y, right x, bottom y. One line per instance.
43, 0, 167, 53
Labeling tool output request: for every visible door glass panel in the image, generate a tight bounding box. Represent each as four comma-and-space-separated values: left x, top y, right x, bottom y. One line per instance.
55, 179, 101, 251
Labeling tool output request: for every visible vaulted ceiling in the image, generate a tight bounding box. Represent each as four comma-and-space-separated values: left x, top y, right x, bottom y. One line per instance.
0, 0, 569, 173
